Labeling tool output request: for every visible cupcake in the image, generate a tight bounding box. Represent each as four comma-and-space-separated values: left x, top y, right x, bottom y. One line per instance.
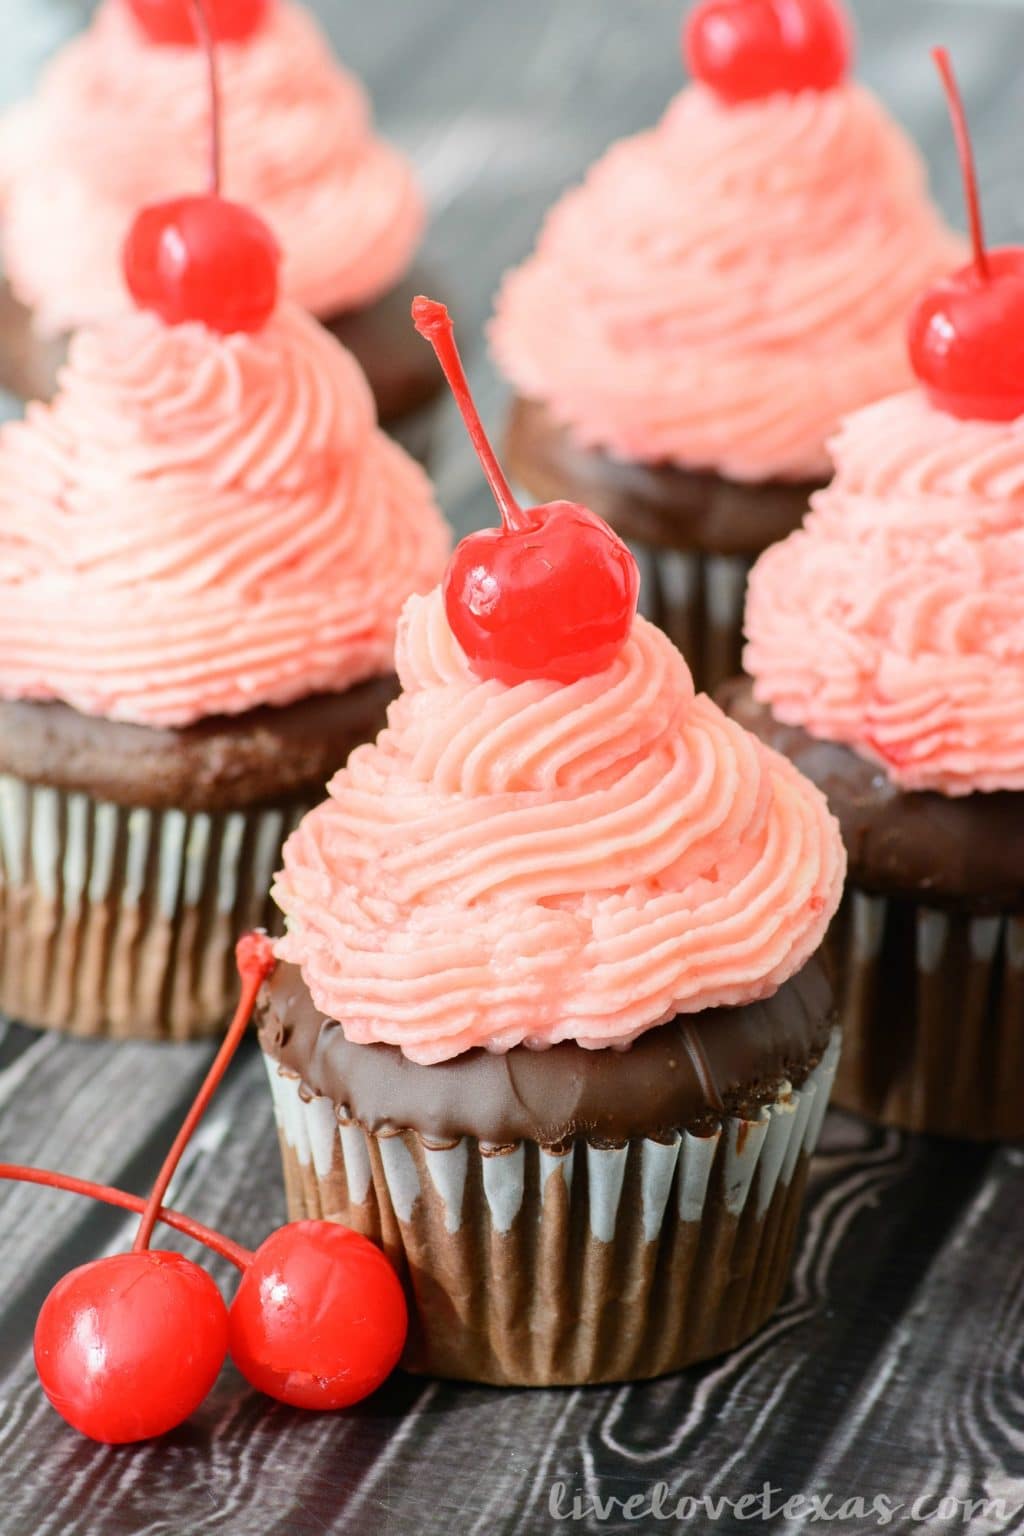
725, 53, 1024, 1141
491, 0, 963, 693
0, 0, 439, 453
257, 300, 846, 1386
0, 144, 449, 1037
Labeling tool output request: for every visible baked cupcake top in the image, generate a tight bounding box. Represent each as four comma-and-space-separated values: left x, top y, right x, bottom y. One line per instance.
0, 0, 423, 334
491, 77, 963, 485
0, 302, 449, 727
744, 389, 1024, 796
273, 585, 845, 1063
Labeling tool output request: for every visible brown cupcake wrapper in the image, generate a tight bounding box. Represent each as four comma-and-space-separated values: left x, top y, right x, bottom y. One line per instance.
829, 888, 1024, 1140
0, 772, 310, 1040
263, 1030, 840, 1386
630, 542, 753, 697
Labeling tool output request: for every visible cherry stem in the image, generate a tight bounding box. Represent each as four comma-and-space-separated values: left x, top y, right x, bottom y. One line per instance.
411, 297, 531, 534
132, 932, 276, 1255
190, 0, 222, 196
933, 46, 988, 281
0, 1164, 252, 1271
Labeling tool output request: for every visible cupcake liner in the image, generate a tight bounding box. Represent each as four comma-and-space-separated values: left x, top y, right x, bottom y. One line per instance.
0, 771, 310, 1039
631, 543, 751, 696
263, 1030, 840, 1386
829, 888, 1024, 1140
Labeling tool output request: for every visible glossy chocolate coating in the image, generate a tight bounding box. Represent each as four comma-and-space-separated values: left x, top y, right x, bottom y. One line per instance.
259, 958, 835, 1145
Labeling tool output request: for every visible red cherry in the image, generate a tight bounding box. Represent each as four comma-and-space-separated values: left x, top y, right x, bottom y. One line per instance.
125, 0, 270, 45
124, 195, 280, 334
907, 50, 1024, 423
444, 504, 640, 687
122, 0, 281, 334
22, 934, 276, 1443
412, 297, 639, 686
34, 1252, 228, 1443
684, 0, 851, 103
229, 1222, 408, 1411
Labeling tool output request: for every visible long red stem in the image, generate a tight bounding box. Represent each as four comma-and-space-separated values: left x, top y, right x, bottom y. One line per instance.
190, 0, 222, 195
132, 933, 275, 1254
933, 47, 988, 280
0, 1164, 251, 1270
411, 297, 531, 532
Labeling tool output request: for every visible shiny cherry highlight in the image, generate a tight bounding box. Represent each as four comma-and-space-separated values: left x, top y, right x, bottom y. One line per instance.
229, 1222, 408, 1411
684, 0, 851, 103
907, 49, 1024, 422
126, 0, 270, 45
124, 194, 280, 336
34, 1251, 228, 1444
412, 297, 639, 686
122, 0, 280, 333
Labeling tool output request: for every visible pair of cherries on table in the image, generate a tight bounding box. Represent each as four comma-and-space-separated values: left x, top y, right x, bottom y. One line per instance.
11, 935, 408, 1444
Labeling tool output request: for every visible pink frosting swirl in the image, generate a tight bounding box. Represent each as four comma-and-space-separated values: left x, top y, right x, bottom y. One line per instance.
492, 83, 964, 484
744, 390, 1024, 795
0, 0, 423, 333
0, 303, 450, 727
273, 590, 845, 1062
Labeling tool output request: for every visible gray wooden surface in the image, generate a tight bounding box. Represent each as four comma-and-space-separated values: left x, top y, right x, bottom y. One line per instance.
1, 3, 1023, 1533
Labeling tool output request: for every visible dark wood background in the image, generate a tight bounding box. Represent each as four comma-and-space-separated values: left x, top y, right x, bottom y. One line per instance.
1, 3, 1023, 1532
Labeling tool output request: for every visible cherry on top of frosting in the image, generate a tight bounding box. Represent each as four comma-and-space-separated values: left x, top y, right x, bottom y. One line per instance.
684, 0, 852, 104
907, 48, 1024, 423
122, 0, 280, 334
412, 297, 639, 688
125, 0, 270, 46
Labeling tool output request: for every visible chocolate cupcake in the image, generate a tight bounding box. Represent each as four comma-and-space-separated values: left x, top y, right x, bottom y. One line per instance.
490, 0, 962, 693
258, 300, 846, 1386
259, 584, 845, 1385
0, 302, 449, 1039
730, 385, 1024, 1140
727, 51, 1024, 1142
0, 0, 441, 453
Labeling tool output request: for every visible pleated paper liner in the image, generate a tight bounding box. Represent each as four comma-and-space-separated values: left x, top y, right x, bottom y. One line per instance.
263, 1030, 840, 1387
829, 889, 1024, 1140
0, 772, 311, 1040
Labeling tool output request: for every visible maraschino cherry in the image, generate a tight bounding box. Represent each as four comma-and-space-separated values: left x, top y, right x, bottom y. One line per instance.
412, 298, 639, 686
229, 1222, 407, 1411
907, 50, 1024, 423
126, 0, 269, 46
6, 932, 407, 1440
122, 0, 280, 333
30, 934, 274, 1443
684, 0, 851, 104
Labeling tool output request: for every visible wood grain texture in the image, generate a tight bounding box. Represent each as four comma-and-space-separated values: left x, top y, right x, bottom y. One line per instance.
1, 2, 1024, 1532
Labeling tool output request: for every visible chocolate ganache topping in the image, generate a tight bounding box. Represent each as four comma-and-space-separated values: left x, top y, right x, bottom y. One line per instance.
259, 958, 835, 1146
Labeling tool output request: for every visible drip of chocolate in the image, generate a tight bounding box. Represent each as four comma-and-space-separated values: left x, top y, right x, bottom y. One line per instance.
679, 1021, 725, 1116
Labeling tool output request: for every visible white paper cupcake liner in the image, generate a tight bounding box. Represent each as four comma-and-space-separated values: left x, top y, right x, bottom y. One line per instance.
830, 888, 1024, 1139
0, 772, 310, 1039
263, 1029, 840, 1385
